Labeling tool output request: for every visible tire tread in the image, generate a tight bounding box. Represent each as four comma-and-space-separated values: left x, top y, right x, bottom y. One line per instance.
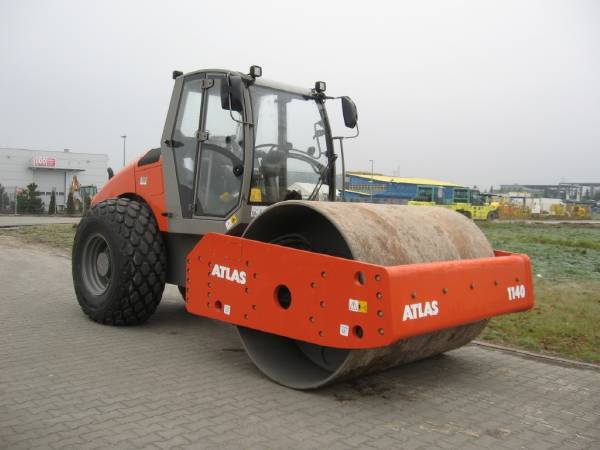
73, 198, 166, 325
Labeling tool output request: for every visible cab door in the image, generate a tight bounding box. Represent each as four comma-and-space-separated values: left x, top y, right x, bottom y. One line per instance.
168, 74, 206, 219
193, 76, 245, 219
160, 72, 248, 235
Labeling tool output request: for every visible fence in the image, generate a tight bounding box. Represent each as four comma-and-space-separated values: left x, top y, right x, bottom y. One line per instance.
0, 186, 83, 215
0, 186, 18, 214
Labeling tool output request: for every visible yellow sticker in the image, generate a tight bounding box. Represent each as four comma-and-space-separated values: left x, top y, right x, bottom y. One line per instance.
225, 215, 238, 230
250, 187, 263, 202
348, 298, 368, 313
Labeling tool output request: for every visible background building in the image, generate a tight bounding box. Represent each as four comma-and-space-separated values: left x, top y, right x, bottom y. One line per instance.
343, 172, 464, 203
499, 183, 600, 202
0, 148, 108, 211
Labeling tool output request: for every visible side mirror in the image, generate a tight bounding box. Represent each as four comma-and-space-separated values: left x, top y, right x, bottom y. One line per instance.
341, 96, 358, 129
221, 75, 244, 113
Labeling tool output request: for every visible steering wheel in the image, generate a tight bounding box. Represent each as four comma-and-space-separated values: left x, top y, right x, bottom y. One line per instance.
254, 143, 280, 157
201, 142, 244, 176
255, 143, 279, 150
254, 143, 325, 174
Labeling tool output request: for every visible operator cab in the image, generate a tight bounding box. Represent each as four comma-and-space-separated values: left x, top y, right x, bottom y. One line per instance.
161, 66, 358, 235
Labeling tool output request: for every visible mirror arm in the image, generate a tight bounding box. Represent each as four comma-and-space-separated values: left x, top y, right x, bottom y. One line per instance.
332, 123, 360, 141
332, 137, 346, 201
228, 105, 253, 127
331, 122, 359, 202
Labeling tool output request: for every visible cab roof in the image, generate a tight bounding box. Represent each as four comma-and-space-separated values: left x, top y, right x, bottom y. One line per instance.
181, 68, 313, 97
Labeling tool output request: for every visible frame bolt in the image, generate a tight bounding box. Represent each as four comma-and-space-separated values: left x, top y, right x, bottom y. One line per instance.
469, 283, 475, 290
376, 292, 383, 300
377, 310, 384, 317
378, 328, 385, 335
375, 274, 381, 282
411, 291, 417, 299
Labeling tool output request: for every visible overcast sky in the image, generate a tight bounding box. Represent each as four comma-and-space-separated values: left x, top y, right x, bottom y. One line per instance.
1, 0, 599, 188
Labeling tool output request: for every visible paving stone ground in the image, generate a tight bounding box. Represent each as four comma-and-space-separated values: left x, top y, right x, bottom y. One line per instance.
1, 242, 599, 449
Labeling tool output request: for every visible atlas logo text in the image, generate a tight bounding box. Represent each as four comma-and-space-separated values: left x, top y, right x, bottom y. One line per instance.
210, 264, 247, 285
402, 301, 439, 321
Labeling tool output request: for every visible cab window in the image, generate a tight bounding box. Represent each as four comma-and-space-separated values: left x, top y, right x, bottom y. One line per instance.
195, 78, 244, 217
172, 77, 204, 217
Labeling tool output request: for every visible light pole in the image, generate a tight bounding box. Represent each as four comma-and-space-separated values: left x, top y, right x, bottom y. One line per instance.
369, 159, 374, 203
121, 135, 127, 167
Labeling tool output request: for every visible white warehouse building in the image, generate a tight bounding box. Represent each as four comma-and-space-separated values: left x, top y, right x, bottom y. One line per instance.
0, 148, 108, 211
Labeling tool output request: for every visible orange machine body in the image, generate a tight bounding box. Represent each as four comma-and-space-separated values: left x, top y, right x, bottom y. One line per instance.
90, 158, 534, 349
92, 156, 168, 231
185, 233, 534, 349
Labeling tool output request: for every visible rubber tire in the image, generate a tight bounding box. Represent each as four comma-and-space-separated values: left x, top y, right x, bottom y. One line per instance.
487, 211, 499, 221
72, 198, 166, 325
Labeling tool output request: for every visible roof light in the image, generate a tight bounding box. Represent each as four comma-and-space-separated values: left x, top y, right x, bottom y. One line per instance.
314, 81, 326, 93
249, 65, 262, 78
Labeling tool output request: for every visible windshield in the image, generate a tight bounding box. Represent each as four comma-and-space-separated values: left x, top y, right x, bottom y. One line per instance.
470, 190, 483, 205
249, 85, 330, 204
454, 189, 469, 203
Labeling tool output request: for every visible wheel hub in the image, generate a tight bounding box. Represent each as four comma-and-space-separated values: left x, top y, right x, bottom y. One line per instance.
81, 234, 111, 297
96, 252, 110, 277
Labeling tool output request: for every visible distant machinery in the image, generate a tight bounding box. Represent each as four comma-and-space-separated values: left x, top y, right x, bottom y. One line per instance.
342, 172, 462, 203
409, 186, 500, 221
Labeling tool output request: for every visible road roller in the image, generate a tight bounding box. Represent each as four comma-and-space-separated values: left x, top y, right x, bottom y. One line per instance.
72, 66, 534, 389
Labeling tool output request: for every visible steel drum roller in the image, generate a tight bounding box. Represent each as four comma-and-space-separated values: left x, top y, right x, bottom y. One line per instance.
238, 201, 493, 389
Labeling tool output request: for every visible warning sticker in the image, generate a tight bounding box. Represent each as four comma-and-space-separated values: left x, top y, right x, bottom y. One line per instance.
225, 215, 238, 230
348, 298, 368, 313
250, 205, 267, 218
339, 324, 349, 337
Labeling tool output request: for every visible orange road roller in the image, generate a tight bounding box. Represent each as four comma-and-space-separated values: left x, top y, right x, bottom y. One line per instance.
72, 66, 534, 389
